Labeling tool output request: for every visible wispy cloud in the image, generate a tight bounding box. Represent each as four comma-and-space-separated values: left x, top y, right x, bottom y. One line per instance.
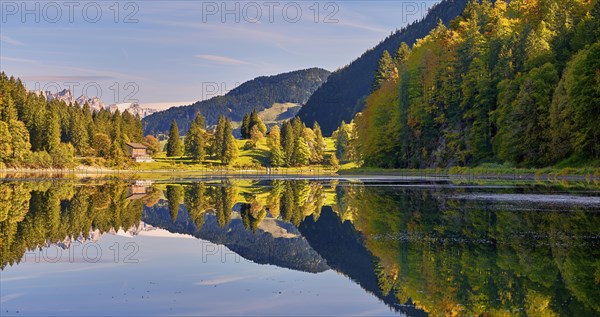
337, 21, 390, 34
21, 75, 115, 82
195, 274, 259, 286
194, 54, 252, 65
0, 56, 37, 64
0, 293, 24, 304
0, 34, 24, 46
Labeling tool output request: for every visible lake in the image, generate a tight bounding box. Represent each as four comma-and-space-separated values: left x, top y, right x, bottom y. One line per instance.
1, 177, 599, 316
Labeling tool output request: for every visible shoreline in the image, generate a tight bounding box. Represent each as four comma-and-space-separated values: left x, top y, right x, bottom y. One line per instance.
1, 166, 599, 182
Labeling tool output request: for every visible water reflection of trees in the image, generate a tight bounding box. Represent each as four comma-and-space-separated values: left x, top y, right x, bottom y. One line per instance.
173, 180, 326, 230
2, 179, 599, 316
0, 181, 143, 269
344, 186, 600, 317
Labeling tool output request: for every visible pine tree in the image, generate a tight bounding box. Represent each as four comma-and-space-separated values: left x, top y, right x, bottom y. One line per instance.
568, 42, 600, 159
241, 113, 251, 139
8, 120, 31, 163
250, 125, 263, 145
292, 137, 311, 166
267, 125, 284, 166
222, 118, 238, 164
0, 121, 12, 163
291, 117, 304, 139
82, 102, 95, 143
111, 110, 126, 154
185, 113, 206, 162
166, 120, 183, 157
108, 140, 124, 166
0, 93, 17, 122
45, 113, 61, 154
462, 57, 494, 164
93, 133, 111, 158
394, 42, 410, 65
69, 111, 89, 154
372, 50, 398, 91
335, 121, 350, 162
250, 109, 267, 135
313, 122, 326, 163
329, 154, 339, 168
213, 116, 226, 160
281, 121, 295, 166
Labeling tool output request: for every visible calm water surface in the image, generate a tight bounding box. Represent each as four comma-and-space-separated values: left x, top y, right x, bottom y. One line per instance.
1, 178, 599, 316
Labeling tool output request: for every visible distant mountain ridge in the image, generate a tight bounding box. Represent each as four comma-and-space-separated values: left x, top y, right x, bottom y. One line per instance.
298, 0, 469, 134
143, 201, 330, 273
142, 68, 330, 135
35, 88, 157, 118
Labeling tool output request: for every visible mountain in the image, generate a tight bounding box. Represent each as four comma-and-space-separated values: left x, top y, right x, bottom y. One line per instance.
142, 201, 330, 273
37, 89, 157, 118
76, 95, 105, 112
37, 89, 107, 112
297, 0, 469, 135
142, 68, 330, 136
107, 102, 157, 118
298, 207, 427, 316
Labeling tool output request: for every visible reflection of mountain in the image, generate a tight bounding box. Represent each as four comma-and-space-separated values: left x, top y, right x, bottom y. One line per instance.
299, 207, 427, 316
142, 201, 329, 273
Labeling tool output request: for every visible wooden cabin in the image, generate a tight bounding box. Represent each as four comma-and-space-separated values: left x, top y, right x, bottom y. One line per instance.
125, 142, 152, 162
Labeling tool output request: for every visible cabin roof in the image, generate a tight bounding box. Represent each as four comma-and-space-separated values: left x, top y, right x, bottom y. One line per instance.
125, 142, 147, 149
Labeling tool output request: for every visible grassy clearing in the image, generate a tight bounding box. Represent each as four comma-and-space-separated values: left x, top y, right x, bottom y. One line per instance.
131, 136, 338, 175
257, 103, 300, 123
80, 133, 600, 180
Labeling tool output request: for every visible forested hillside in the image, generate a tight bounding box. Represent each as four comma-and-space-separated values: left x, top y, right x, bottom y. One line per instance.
0, 73, 144, 168
354, 0, 600, 168
298, 0, 469, 134
142, 68, 330, 136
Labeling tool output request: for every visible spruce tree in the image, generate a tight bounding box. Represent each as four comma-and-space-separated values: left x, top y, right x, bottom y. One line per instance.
250, 109, 267, 135
222, 118, 238, 164
281, 121, 295, 166
394, 42, 410, 65
69, 111, 89, 154
82, 103, 95, 146
335, 121, 350, 162
0, 121, 12, 163
292, 137, 311, 166
0, 94, 17, 122
93, 133, 111, 158
291, 117, 304, 139
213, 116, 226, 161
372, 50, 397, 91
185, 113, 206, 162
313, 122, 326, 163
267, 125, 284, 167
166, 120, 183, 157
241, 113, 250, 139
250, 125, 263, 145
45, 113, 61, 154
8, 120, 31, 163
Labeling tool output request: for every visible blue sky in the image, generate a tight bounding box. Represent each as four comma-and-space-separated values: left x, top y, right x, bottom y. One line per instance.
1, 1, 437, 109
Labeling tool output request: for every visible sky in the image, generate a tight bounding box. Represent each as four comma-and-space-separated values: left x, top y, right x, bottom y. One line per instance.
1, 0, 438, 109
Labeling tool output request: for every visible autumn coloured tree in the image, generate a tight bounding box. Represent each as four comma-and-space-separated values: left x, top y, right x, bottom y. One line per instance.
352, 0, 600, 168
